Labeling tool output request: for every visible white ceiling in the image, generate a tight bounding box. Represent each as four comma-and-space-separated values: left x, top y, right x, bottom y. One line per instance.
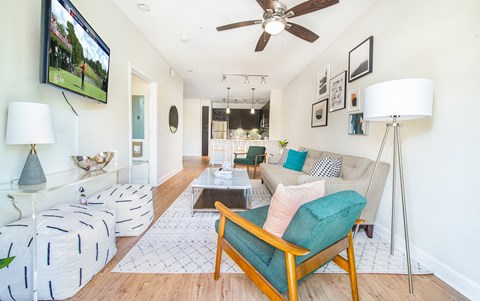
111, 0, 376, 105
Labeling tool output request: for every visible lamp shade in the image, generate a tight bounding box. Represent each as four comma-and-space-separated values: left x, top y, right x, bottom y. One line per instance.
364, 78, 433, 121
6, 102, 56, 144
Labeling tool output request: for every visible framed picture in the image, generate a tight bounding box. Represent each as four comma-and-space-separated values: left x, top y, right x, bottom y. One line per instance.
348, 36, 373, 82
348, 112, 367, 135
317, 64, 330, 99
311, 99, 328, 127
329, 71, 346, 112
347, 87, 362, 112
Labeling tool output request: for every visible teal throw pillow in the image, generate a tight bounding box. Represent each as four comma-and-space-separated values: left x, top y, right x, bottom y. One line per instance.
283, 149, 308, 172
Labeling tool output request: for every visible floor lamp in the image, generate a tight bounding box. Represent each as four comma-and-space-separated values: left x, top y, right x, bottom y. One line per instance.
363, 78, 433, 294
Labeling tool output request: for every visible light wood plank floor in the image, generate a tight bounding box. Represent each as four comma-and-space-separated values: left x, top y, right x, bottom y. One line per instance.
70, 157, 468, 301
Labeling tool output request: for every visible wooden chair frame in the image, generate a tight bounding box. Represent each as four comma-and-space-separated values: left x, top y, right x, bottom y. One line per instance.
214, 202, 362, 301
233, 152, 266, 179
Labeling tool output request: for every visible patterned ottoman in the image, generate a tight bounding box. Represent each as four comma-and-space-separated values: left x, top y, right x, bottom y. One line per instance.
88, 184, 154, 237
0, 203, 117, 300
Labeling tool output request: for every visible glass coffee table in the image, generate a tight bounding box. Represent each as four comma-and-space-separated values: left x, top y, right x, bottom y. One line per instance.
191, 168, 252, 215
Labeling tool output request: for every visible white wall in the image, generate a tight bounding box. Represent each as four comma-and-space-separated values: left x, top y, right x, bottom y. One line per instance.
0, 0, 183, 225
281, 0, 480, 299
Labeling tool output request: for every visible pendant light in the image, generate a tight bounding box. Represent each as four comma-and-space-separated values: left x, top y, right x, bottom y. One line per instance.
250, 88, 255, 114
226, 87, 231, 114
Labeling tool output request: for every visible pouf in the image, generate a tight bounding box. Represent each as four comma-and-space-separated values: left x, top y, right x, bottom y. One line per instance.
88, 184, 154, 237
0, 203, 117, 300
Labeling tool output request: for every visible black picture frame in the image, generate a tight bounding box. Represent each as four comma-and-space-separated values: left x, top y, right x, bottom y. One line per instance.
311, 99, 328, 127
348, 36, 373, 82
329, 71, 347, 112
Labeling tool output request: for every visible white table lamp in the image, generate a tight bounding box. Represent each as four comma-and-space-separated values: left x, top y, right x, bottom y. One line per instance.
363, 78, 433, 294
6, 102, 56, 186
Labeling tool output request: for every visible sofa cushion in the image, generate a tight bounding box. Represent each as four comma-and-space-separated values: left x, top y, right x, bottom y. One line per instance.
299, 147, 323, 174
310, 157, 342, 177
260, 163, 303, 191
321, 151, 371, 180
263, 181, 325, 237
283, 149, 308, 172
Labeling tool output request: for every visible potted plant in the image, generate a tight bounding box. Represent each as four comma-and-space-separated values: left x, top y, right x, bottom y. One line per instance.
0, 256, 14, 269
278, 139, 289, 149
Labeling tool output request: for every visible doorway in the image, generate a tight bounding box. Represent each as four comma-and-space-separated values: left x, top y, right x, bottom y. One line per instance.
128, 66, 158, 185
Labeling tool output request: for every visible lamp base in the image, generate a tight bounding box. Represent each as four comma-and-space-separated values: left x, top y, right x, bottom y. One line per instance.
18, 152, 46, 186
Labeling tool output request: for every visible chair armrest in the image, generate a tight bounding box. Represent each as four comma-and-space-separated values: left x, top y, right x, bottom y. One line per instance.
215, 201, 310, 256
254, 153, 267, 164
234, 152, 247, 159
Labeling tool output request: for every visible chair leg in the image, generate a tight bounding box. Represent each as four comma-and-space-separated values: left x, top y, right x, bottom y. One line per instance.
214, 215, 227, 280
285, 253, 299, 301
346, 231, 359, 301
253, 165, 257, 179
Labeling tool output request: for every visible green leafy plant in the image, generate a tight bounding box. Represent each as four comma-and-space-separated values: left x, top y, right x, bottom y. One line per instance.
278, 139, 289, 148
0, 256, 15, 270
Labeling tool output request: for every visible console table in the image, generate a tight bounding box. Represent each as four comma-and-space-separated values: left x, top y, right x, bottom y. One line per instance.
0, 161, 147, 301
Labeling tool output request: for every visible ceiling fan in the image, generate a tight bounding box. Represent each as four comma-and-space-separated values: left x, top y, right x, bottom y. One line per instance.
216, 0, 339, 52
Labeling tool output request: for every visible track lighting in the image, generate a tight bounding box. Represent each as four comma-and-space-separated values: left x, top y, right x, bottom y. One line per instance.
221, 73, 268, 85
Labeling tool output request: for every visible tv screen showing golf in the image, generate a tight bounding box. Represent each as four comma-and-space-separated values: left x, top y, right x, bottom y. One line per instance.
41, 0, 110, 104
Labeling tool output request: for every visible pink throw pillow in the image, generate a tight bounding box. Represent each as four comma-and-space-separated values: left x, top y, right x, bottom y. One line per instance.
263, 180, 325, 237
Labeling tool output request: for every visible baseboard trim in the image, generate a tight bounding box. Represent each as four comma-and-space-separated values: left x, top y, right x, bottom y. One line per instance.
374, 223, 478, 300
154, 165, 183, 186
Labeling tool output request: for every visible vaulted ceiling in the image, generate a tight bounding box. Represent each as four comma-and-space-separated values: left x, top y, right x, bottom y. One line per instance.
112, 0, 376, 105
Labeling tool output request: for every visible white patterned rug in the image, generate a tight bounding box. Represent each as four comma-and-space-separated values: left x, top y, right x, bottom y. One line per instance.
113, 181, 430, 274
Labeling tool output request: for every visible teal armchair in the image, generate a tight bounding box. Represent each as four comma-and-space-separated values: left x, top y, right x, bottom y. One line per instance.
214, 190, 367, 301
233, 146, 266, 178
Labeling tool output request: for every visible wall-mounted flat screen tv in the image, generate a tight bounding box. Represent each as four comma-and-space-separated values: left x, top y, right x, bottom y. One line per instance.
40, 0, 110, 104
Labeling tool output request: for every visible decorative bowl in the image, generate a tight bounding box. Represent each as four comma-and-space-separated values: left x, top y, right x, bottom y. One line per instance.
71, 151, 114, 172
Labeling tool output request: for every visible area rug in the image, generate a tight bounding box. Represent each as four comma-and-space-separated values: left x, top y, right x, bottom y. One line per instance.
113, 181, 430, 274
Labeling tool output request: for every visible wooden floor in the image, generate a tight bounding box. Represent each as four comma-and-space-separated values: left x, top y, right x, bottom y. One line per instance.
70, 157, 468, 301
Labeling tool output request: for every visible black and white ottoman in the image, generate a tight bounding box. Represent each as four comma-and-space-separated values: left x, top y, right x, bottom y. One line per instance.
88, 184, 154, 237
0, 203, 117, 301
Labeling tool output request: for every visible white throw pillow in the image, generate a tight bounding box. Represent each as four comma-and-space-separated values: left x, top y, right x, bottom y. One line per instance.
263, 180, 325, 237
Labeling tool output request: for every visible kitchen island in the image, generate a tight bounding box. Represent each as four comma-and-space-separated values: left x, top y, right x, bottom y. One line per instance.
209, 139, 279, 165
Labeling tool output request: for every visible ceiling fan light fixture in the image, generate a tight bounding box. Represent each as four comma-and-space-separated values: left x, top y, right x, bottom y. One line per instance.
264, 16, 286, 35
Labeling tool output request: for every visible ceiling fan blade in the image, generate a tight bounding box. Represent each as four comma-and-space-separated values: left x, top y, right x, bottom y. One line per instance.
286, 22, 319, 42
287, 0, 339, 18
217, 20, 262, 31
256, 0, 274, 11
255, 32, 271, 52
